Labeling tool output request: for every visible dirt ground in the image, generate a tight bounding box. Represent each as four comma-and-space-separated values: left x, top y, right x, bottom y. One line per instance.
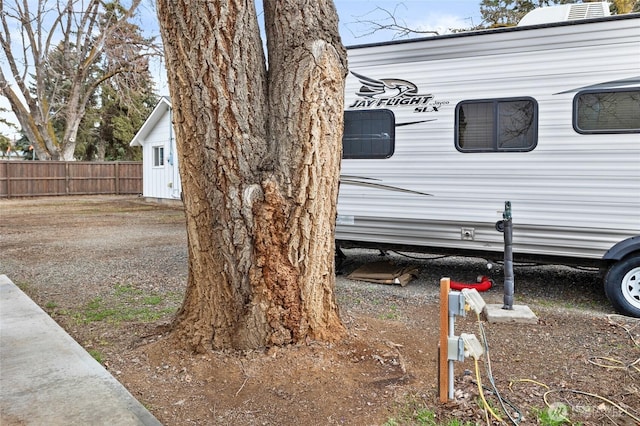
1, 195, 639, 425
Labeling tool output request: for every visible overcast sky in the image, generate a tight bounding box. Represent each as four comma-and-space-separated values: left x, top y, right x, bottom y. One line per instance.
1, 0, 483, 138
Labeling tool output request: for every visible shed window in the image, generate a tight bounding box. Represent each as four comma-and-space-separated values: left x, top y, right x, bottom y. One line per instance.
574, 89, 640, 133
343, 109, 395, 159
153, 146, 164, 167
456, 98, 537, 152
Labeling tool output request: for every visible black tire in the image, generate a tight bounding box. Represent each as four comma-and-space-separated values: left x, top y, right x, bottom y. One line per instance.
604, 255, 640, 318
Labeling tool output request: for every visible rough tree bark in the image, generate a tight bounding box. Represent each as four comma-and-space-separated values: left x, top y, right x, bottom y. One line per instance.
156, 0, 347, 351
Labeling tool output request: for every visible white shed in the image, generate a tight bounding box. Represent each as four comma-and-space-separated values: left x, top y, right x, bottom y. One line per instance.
130, 97, 181, 201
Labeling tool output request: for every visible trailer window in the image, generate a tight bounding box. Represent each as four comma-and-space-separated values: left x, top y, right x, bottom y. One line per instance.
574, 89, 640, 133
343, 109, 395, 159
455, 98, 537, 152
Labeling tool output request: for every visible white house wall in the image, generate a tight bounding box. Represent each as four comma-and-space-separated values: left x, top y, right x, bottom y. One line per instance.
141, 107, 181, 200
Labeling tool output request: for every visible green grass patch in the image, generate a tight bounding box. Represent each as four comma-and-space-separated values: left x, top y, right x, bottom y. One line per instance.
44, 301, 58, 310
87, 349, 104, 364
379, 304, 400, 320
68, 284, 181, 325
15, 281, 29, 291
142, 295, 163, 306
114, 283, 143, 296
532, 404, 582, 426
383, 394, 475, 426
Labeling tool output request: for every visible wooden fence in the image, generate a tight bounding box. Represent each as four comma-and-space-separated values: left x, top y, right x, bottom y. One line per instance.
0, 161, 142, 198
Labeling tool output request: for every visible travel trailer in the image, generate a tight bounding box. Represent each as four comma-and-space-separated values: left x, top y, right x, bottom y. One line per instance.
336, 5, 640, 317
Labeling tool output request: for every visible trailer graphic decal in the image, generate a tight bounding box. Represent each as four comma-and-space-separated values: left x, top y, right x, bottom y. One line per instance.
340, 175, 432, 196
555, 75, 640, 95
348, 71, 447, 114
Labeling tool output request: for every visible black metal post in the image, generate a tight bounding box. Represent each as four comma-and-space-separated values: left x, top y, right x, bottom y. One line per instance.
502, 201, 514, 310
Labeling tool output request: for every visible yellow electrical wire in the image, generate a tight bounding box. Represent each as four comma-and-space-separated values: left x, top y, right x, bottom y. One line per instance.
607, 314, 640, 347
482, 397, 490, 426
588, 356, 640, 374
480, 314, 640, 424
474, 357, 503, 423
508, 378, 549, 391
473, 310, 524, 425
474, 311, 493, 426
543, 389, 640, 424
509, 377, 640, 423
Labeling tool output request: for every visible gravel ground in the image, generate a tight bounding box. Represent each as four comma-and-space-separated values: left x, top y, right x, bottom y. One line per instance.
0, 194, 613, 315
337, 249, 611, 314
2, 195, 638, 426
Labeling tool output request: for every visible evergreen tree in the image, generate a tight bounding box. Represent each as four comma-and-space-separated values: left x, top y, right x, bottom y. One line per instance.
480, 0, 640, 28
1, 0, 159, 160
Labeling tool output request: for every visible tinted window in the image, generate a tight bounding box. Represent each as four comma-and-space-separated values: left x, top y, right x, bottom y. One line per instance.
574, 89, 640, 133
456, 98, 537, 152
343, 110, 395, 159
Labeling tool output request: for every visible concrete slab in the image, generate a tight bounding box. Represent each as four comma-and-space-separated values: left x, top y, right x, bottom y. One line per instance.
483, 303, 539, 324
0, 275, 162, 426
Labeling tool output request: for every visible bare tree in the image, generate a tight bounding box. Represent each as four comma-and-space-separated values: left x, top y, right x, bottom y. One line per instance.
0, 0, 158, 160
350, 0, 639, 40
349, 4, 440, 40
157, 0, 347, 352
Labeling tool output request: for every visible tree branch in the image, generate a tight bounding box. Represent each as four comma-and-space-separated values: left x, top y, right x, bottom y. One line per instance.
349, 4, 439, 41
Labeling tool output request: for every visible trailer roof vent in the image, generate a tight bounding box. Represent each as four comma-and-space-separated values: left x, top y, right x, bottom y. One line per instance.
517, 2, 610, 26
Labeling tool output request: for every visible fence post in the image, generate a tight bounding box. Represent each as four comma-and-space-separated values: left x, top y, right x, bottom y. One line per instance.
5, 161, 11, 199
115, 162, 120, 195
65, 162, 70, 195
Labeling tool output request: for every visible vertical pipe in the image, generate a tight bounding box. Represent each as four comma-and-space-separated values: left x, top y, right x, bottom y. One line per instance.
503, 201, 514, 310
448, 315, 455, 400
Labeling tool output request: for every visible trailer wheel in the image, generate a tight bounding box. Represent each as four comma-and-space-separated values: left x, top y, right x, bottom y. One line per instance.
604, 255, 640, 318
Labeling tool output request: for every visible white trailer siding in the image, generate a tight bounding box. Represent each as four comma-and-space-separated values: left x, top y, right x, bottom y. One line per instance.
337, 16, 640, 261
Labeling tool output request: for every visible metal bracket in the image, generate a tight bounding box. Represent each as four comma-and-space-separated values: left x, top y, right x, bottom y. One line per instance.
447, 336, 464, 361
448, 291, 465, 317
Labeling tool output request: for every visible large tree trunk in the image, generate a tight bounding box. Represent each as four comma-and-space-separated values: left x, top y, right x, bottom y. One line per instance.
157, 0, 347, 352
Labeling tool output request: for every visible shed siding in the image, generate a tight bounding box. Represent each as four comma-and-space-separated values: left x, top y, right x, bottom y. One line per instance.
140, 106, 181, 199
